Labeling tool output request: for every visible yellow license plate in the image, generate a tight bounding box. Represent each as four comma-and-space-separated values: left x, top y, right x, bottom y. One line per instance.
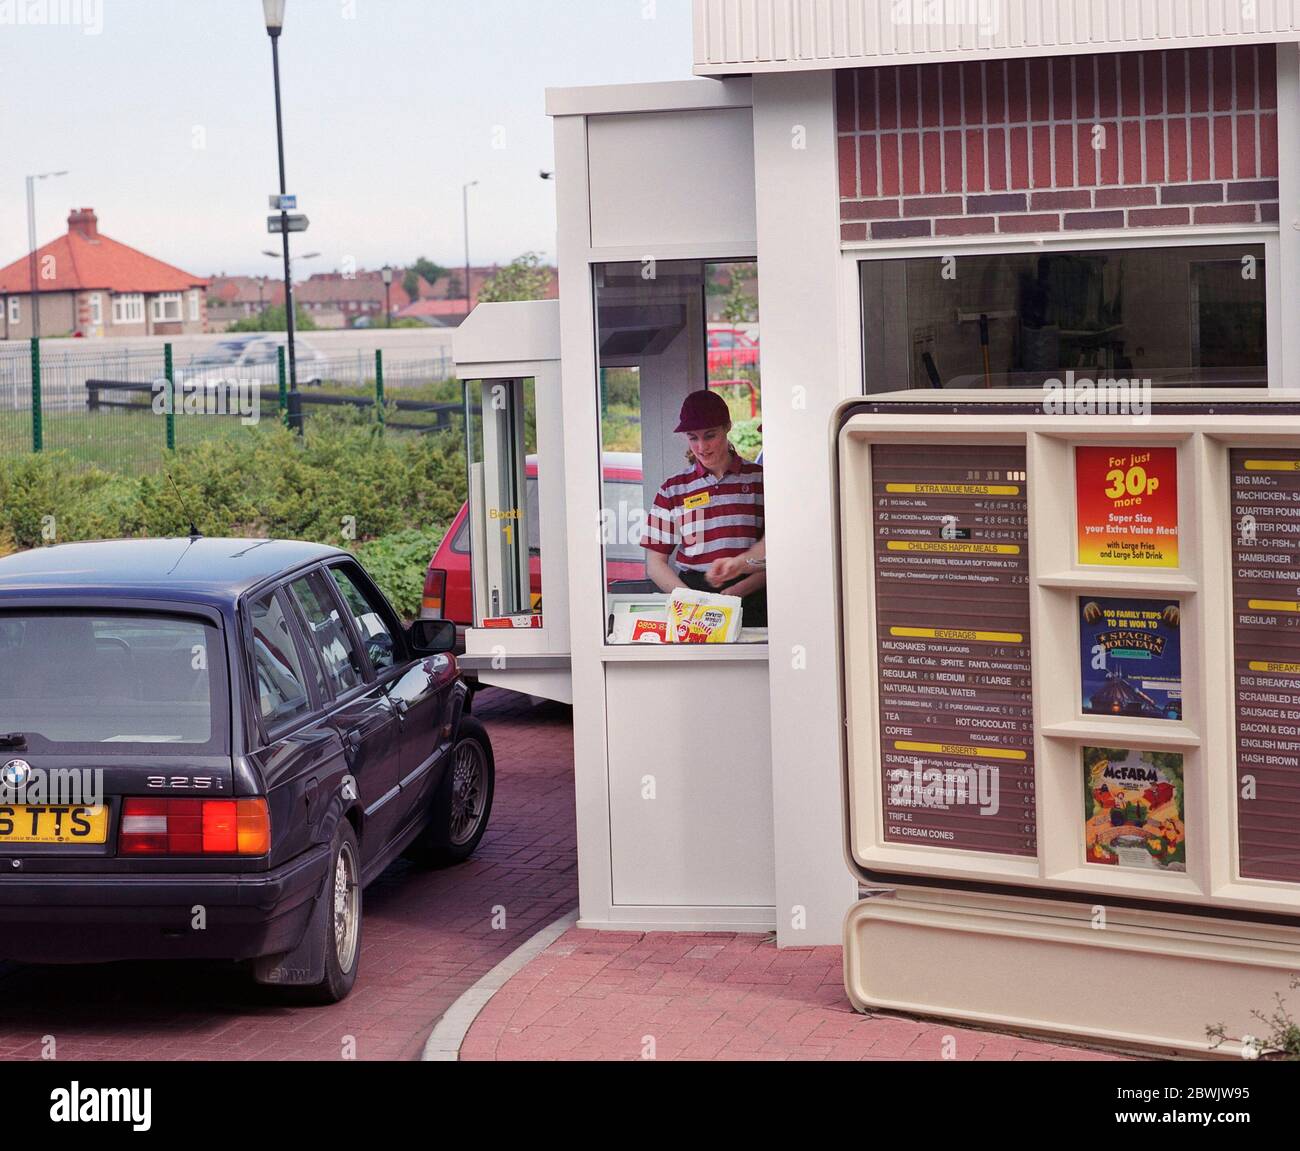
0, 805, 108, 845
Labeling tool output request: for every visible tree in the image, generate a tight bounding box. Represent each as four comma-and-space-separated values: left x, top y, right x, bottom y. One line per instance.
478, 252, 553, 303
402, 267, 421, 303
403, 257, 448, 304
720, 269, 757, 326
227, 304, 317, 333
414, 257, 446, 286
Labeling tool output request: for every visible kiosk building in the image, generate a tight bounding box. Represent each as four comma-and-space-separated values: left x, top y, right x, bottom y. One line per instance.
449, 1, 1300, 1051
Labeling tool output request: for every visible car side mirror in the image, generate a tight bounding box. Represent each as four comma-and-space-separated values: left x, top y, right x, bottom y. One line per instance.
408, 618, 457, 655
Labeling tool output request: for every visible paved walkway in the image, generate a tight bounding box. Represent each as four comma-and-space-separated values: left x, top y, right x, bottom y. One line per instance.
459, 928, 1125, 1062
0, 690, 578, 1061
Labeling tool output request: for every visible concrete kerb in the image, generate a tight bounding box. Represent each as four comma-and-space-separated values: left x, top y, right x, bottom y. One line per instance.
421, 910, 579, 1061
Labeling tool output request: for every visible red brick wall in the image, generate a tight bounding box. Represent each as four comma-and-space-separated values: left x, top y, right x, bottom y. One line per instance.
838, 47, 1279, 243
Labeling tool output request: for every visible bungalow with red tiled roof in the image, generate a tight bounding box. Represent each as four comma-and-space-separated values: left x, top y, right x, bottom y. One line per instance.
0, 208, 208, 340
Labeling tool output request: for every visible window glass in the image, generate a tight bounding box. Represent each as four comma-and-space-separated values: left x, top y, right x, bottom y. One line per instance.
289, 571, 364, 697
860, 244, 1267, 391
464, 377, 541, 625
330, 566, 397, 673
249, 591, 312, 728
594, 259, 765, 645
112, 294, 144, 325
151, 293, 183, 323
0, 612, 220, 748
450, 515, 470, 555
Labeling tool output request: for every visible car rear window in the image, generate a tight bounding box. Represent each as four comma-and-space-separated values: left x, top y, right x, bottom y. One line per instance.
0, 612, 227, 751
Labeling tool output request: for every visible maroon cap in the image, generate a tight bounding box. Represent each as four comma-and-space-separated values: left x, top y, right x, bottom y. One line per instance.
674, 390, 731, 433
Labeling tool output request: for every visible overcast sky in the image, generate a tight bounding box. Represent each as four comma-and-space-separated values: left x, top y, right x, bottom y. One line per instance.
0, 0, 694, 278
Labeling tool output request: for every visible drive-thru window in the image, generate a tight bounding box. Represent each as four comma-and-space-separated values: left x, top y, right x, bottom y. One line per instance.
464, 377, 539, 626
593, 257, 765, 644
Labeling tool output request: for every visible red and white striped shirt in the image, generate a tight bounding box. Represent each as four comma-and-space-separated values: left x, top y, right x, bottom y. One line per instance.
644, 452, 764, 573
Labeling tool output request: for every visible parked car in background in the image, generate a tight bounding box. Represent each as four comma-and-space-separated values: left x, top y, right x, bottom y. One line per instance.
0, 538, 493, 1003
707, 327, 760, 375
187, 336, 329, 385
422, 453, 651, 636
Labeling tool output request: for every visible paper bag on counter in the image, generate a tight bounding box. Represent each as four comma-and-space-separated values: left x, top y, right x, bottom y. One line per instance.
667, 588, 743, 644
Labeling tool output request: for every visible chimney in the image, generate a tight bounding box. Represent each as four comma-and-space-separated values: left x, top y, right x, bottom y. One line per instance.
68, 208, 98, 240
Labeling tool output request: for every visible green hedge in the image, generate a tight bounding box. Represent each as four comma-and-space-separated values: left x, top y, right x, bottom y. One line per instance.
0, 418, 466, 618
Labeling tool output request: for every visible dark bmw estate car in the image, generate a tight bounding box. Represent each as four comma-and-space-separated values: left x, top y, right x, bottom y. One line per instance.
0, 538, 494, 1002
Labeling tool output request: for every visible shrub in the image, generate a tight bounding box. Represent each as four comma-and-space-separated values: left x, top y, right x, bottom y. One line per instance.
354, 527, 446, 620
0, 419, 468, 554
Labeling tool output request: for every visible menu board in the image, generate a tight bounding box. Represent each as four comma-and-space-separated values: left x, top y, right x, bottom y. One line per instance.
1230, 449, 1300, 883
871, 445, 1036, 857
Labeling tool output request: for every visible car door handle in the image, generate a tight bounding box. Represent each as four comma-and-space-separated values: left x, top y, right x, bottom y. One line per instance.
392, 698, 409, 719
344, 728, 363, 754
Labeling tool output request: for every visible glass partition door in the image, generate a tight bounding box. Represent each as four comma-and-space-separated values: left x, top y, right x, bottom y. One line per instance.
465, 378, 537, 625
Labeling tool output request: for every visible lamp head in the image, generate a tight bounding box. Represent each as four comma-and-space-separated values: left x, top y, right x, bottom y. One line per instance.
262, 0, 286, 34
381, 265, 393, 285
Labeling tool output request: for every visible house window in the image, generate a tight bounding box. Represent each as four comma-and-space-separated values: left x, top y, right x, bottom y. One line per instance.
151, 293, 183, 323
88, 294, 102, 326
860, 241, 1269, 391
188, 290, 200, 322
6, 297, 18, 325
112, 294, 144, 324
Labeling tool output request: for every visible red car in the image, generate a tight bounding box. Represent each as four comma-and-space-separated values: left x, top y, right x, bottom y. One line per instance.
707, 327, 760, 375
422, 453, 650, 631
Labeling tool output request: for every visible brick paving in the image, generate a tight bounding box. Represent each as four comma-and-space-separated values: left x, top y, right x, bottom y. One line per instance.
0, 689, 577, 1061
460, 929, 1127, 1062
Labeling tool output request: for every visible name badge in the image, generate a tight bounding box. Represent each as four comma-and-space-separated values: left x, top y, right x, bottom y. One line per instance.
683, 492, 710, 511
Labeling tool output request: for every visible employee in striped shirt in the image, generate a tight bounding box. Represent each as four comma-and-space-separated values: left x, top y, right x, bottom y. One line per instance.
643, 390, 767, 627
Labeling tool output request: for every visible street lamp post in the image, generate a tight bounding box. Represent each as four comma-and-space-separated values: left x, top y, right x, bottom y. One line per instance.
261, 250, 317, 325
462, 180, 478, 321
381, 265, 393, 328
25, 170, 68, 339
262, 0, 298, 397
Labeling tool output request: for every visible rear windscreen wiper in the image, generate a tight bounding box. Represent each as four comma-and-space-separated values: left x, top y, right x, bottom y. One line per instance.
0, 733, 28, 750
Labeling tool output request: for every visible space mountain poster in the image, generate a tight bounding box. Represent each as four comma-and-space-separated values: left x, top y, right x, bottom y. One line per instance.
1079, 597, 1183, 721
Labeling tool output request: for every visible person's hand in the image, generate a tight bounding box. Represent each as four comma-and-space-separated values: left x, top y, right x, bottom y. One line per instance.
707, 556, 744, 587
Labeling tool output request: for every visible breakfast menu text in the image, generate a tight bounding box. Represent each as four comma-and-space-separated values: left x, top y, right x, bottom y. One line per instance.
1231, 449, 1300, 883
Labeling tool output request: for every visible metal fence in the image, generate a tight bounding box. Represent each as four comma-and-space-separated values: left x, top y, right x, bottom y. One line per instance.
0, 339, 460, 477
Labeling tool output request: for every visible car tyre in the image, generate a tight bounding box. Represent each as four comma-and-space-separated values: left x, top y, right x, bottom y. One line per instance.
302, 820, 363, 1004
411, 717, 495, 866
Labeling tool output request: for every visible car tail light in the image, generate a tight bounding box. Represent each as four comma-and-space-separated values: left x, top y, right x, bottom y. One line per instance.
422, 567, 447, 617
120, 798, 270, 856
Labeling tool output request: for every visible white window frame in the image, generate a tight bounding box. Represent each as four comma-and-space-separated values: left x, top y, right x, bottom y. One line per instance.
844, 229, 1284, 396
88, 293, 102, 326
187, 289, 200, 322
7, 297, 18, 325
151, 292, 183, 323
112, 293, 144, 325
